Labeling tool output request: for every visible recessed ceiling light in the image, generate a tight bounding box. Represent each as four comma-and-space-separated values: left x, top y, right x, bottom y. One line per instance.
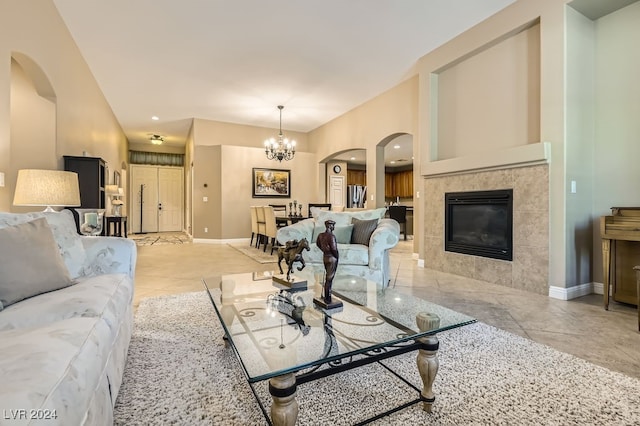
151, 116, 159, 121
350, 157, 356, 160
393, 145, 400, 149
390, 160, 396, 164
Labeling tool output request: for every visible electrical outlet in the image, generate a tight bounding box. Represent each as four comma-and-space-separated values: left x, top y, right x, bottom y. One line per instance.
204, 227, 208, 233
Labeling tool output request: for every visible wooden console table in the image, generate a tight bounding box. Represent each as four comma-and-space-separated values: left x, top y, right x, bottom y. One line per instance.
600, 207, 640, 331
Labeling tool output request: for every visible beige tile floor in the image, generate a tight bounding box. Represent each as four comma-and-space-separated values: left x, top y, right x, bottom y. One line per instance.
132, 235, 640, 380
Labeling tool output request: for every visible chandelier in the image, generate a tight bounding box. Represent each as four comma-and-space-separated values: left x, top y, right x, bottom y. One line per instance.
264, 105, 296, 162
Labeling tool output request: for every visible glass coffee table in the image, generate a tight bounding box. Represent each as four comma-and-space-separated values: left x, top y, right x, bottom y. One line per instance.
203, 270, 475, 425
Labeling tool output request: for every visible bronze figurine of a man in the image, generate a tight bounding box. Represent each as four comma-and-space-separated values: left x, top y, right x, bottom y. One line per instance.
316, 219, 339, 304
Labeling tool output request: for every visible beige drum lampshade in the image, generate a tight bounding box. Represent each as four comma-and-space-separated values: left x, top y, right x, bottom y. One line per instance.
13, 169, 81, 212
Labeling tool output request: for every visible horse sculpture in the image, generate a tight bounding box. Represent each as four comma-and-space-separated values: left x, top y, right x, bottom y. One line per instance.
277, 238, 311, 281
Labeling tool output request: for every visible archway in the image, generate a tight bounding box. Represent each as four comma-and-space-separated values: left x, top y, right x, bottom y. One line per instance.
8, 53, 57, 212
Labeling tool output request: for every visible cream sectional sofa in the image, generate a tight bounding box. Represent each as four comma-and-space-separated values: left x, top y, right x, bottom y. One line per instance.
0, 210, 136, 425
276, 208, 400, 286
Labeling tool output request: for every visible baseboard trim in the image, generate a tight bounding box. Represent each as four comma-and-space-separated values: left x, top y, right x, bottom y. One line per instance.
592, 282, 604, 295
193, 238, 248, 244
548, 282, 593, 300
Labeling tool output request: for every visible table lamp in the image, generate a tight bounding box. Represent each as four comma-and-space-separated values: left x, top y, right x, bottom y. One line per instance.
106, 184, 124, 216
13, 169, 81, 212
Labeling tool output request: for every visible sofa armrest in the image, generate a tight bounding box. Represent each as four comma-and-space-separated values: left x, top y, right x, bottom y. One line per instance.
80, 236, 137, 278
368, 219, 400, 271
276, 218, 315, 245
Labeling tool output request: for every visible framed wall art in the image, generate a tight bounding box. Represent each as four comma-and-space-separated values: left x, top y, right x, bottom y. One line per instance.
252, 168, 290, 198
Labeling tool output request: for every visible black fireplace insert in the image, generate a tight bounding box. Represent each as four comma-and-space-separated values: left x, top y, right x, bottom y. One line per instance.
444, 189, 513, 261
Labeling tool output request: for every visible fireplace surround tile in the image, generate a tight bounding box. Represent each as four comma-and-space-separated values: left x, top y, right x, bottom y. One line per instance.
513, 210, 548, 248
423, 164, 549, 295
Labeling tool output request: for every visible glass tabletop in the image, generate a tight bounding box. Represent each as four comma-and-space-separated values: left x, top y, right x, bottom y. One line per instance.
202, 270, 475, 383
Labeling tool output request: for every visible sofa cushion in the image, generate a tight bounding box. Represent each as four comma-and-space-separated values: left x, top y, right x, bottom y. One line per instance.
0, 218, 74, 311
0, 273, 133, 332
316, 208, 386, 227
0, 210, 87, 279
304, 243, 369, 266
311, 224, 353, 244
0, 317, 116, 425
351, 218, 379, 246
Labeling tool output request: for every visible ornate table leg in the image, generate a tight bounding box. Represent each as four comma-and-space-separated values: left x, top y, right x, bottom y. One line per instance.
416, 312, 440, 413
269, 373, 298, 426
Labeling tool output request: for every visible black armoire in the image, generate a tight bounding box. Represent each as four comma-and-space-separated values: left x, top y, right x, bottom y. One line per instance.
63, 155, 106, 233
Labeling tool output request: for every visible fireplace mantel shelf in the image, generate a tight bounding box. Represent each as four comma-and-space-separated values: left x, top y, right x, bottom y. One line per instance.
422, 142, 550, 177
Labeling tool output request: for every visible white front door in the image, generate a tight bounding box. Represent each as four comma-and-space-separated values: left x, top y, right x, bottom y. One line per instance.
330, 175, 345, 207
131, 165, 159, 233
158, 167, 183, 232
130, 165, 183, 233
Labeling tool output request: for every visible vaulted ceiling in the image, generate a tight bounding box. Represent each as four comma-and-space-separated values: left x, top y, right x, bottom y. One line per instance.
53, 0, 517, 151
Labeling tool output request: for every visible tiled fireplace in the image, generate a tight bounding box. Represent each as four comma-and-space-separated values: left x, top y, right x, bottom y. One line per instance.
423, 165, 549, 295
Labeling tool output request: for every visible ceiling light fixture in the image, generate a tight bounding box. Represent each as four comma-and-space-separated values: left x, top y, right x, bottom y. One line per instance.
151, 116, 159, 121
150, 134, 164, 145
264, 105, 296, 162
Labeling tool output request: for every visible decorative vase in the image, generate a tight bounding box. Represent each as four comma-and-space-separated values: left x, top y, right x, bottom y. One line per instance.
77, 209, 105, 236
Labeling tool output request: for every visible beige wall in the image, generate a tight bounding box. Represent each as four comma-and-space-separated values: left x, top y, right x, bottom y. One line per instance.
418, 0, 640, 294
0, 1, 128, 212
437, 23, 540, 160
191, 120, 318, 240
418, 0, 570, 292
129, 142, 186, 154
309, 77, 418, 206
193, 118, 309, 151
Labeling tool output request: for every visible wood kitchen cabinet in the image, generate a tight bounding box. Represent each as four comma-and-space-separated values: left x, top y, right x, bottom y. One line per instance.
385, 173, 394, 198
347, 170, 366, 186
385, 170, 414, 198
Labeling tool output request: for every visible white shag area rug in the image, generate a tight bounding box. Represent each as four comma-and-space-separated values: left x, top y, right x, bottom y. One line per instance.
114, 292, 640, 425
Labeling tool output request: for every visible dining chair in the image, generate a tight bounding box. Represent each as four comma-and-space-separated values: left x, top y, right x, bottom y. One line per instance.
388, 205, 408, 241
308, 203, 332, 218
255, 205, 267, 249
262, 205, 279, 254
269, 204, 288, 228
250, 206, 259, 247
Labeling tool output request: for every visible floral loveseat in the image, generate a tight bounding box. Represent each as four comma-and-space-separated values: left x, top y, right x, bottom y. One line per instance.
276, 208, 400, 286
0, 210, 136, 425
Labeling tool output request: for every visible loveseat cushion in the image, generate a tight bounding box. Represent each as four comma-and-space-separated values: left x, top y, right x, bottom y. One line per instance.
351, 218, 379, 246
304, 243, 369, 266
315, 208, 386, 227
0, 218, 74, 311
311, 223, 353, 244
